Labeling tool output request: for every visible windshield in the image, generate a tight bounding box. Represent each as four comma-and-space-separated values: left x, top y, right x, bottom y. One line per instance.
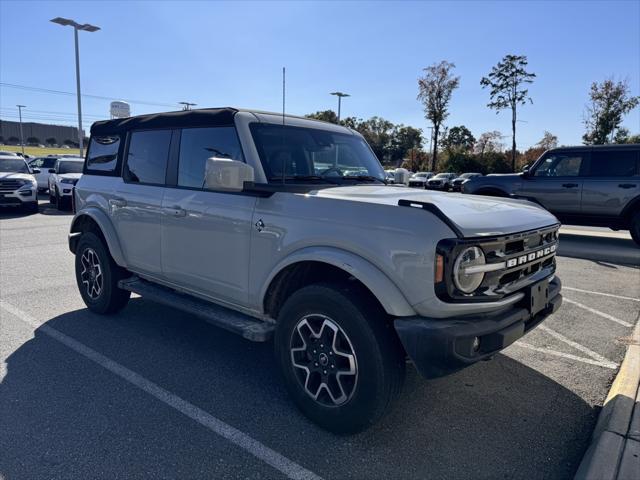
434, 173, 452, 178
0, 159, 29, 173
250, 124, 385, 184
58, 161, 83, 174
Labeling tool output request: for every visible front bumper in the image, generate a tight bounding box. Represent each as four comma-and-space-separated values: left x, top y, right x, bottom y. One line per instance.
57, 183, 76, 196
426, 183, 448, 190
0, 189, 37, 207
394, 276, 562, 379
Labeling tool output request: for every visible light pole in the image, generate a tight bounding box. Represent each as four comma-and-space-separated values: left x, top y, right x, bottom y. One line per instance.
179, 102, 197, 111
330, 91, 350, 122
16, 104, 26, 156
50, 17, 100, 157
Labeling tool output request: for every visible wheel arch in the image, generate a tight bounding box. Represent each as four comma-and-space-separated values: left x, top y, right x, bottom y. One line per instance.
69, 208, 127, 267
260, 247, 416, 319
620, 194, 640, 226
473, 187, 509, 197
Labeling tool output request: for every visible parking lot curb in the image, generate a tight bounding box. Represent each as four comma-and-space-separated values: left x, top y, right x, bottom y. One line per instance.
575, 321, 640, 480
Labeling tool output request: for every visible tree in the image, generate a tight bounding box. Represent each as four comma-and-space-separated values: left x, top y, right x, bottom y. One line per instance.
474, 131, 503, 158
45, 137, 57, 146
0, 135, 4, 144
536, 131, 558, 150
352, 116, 395, 162
481, 54, 536, 172
26, 136, 40, 145
442, 125, 475, 153
417, 60, 460, 171
582, 78, 639, 144
63, 139, 75, 146
389, 125, 423, 164
8, 136, 19, 145
306, 110, 339, 124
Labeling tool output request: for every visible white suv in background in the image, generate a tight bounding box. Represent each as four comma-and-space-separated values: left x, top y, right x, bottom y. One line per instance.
48, 157, 83, 209
0, 155, 39, 213
28, 156, 59, 191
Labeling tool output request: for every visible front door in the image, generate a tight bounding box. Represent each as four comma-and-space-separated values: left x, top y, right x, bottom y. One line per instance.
160, 126, 255, 307
111, 129, 172, 277
518, 151, 587, 215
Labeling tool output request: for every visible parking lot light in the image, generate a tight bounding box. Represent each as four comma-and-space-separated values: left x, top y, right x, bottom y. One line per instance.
330, 91, 350, 122
50, 17, 100, 158
16, 104, 26, 156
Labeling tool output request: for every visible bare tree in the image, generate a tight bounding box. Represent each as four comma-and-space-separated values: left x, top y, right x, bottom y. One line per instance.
536, 131, 558, 150
474, 131, 503, 159
417, 61, 460, 171
481, 54, 535, 172
583, 78, 639, 144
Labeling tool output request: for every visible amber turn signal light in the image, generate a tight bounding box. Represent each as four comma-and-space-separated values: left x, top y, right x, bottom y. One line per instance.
435, 254, 444, 283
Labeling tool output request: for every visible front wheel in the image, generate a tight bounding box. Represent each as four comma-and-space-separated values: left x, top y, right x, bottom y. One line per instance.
75, 232, 130, 314
275, 283, 405, 434
630, 211, 640, 247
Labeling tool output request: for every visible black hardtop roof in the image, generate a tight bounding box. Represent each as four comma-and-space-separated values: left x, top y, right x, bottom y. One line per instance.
548, 144, 640, 152
90, 107, 340, 136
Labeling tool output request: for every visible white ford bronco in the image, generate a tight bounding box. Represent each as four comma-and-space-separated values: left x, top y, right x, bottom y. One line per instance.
69, 108, 562, 433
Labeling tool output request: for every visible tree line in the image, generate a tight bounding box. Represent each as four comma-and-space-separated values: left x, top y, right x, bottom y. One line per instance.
308, 54, 639, 174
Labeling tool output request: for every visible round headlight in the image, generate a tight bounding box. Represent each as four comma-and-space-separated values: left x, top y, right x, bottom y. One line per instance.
453, 246, 486, 294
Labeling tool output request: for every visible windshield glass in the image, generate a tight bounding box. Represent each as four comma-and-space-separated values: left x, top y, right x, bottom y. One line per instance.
250, 124, 385, 183
0, 159, 29, 173
58, 161, 83, 174
434, 173, 452, 178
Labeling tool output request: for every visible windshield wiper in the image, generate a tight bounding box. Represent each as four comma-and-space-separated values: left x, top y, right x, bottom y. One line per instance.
340, 175, 387, 184
268, 175, 340, 184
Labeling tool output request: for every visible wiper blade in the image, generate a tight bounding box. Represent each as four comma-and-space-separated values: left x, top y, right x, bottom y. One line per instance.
340, 175, 386, 184
268, 175, 340, 184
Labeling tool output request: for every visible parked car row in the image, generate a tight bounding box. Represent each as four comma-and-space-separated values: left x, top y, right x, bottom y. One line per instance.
404, 171, 482, 191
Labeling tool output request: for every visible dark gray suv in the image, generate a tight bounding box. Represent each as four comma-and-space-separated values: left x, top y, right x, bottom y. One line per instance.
462, 145, 640, 245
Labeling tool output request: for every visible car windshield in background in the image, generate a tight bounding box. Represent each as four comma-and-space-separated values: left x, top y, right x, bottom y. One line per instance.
434, 173, 452, 178
58, 161, 83, 174
0, 159, 29, 173
250, 124, 386, 184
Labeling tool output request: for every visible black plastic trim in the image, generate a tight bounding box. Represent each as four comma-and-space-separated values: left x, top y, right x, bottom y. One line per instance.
397, 199, 463, 238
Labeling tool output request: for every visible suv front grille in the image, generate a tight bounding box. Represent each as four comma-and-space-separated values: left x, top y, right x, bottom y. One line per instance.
0, 179, 23, 193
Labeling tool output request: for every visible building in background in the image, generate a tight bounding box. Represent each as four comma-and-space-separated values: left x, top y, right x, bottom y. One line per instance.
0, 120, 85, 146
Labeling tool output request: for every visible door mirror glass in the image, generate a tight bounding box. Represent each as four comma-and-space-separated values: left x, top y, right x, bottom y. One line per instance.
48, 168, 56, 173
204, 157, 254, 192
32, 168, 41, 174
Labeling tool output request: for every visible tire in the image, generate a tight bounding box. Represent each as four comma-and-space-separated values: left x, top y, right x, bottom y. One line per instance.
24, 201, 38, 214
49, 189, 56, 204
275, 283, 405, 434
630, 211, 640, 247
55, 188, 66, 211
75, 232, 131, 314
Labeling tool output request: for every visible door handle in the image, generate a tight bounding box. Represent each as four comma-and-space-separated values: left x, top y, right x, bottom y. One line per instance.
109, 198, 127, 208
163, 206, 187, 217
618, 183, 637, 189
561, 183, 579, 188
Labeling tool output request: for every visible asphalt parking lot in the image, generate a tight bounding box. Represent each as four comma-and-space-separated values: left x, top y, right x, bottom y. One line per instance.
1, 198, 639, 480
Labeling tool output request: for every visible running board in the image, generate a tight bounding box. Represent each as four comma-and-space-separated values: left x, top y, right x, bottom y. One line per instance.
118, 277, 274, 342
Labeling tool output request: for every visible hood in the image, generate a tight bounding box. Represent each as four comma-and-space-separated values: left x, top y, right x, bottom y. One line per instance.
310, 185, 558, 237
58, 173, 82, 180
0, 172, 36, 182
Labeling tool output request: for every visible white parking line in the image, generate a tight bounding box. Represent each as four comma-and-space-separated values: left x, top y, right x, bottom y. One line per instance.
563, 298, 633, 328
514, 342, 617, 369
0, 301, 322, 480
563, 287, 640, 303
537, 325, 618, 366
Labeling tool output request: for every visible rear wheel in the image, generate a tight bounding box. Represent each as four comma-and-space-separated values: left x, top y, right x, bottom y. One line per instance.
630, 211, 640, 247
275, 283, 405, 434
75, 232, 130, 314
55, 188, 66, 210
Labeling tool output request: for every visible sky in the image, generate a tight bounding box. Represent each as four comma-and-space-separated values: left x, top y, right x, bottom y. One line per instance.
1, 0, 639, 149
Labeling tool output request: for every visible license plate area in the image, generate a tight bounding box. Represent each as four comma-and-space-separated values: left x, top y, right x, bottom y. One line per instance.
525, 279, 549, 316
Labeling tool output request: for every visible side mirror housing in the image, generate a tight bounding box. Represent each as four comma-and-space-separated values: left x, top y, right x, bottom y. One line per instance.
204, 157, 254, 192
48, 168, 56, 173
32, 168, 41, 174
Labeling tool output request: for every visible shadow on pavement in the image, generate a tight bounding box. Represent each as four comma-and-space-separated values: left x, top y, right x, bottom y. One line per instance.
558, 233, 640, 266
1, 299, 597, 479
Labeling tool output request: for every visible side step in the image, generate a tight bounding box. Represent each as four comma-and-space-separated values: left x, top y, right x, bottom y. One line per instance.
118, 277, 274, 342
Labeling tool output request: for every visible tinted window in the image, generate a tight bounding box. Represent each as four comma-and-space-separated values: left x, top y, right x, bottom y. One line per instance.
178, 127, 244, 188
125, 130, 171, 184
58, 161, 83, 174
0, 159, 28, 173
589, 150, 637, 177
534, 153, 584, 177
87, 136, 120, 171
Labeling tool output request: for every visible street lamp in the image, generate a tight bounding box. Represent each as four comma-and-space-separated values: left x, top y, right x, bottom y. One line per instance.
16, 105, 26, 156
50, 17, 100, 157
330, 91, 350, 122
179, 102, 197, 111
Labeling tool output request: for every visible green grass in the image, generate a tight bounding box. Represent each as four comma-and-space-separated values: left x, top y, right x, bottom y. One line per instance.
0, 145, 83, 157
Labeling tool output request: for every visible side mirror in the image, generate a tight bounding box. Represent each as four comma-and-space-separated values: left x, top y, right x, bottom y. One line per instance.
204, 157, 254, 192
48, 168, 56, 173
32, 168, 41, 174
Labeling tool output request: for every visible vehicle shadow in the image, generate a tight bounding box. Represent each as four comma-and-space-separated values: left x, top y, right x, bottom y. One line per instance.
0, 299, 596, 479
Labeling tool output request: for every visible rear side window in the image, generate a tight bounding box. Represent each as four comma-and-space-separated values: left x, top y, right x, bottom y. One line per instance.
534, 153, 584, 177
124, 130, 171, 185
177, 127, 244, 189
589, 150, 638, 177
87, 136, 120, 172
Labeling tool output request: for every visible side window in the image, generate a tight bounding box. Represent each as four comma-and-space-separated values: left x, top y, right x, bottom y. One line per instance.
124, 130, 171, 185
177, 127, 244, 189
30, 158, 43, 168
87, 136, 121, 172
42, 158, 57, 169
589, 150, 637, 177
534, 153, 583, 177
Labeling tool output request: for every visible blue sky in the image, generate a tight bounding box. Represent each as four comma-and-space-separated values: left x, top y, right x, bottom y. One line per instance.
1, 0, 639, 148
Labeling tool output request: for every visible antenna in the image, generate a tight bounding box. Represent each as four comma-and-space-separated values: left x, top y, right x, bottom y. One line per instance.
281, 67, 286, 185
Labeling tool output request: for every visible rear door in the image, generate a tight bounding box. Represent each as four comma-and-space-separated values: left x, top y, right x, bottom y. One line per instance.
161, 126, 255, 307
111, 129, 171, 277
518, 150, 587, 215
581, 148, 639, 218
